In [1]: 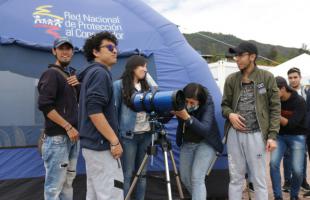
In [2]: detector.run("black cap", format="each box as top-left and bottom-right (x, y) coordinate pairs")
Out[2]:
(275, 76), (294, 92)
(53, 37), (73, 48)
(229, 41), (258, 55)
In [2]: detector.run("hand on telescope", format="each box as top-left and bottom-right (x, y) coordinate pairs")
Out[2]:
(174, 109), (191, 121)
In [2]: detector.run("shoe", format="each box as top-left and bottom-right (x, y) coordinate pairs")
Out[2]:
(282, 180), (290, 193)
(304, 191), (310, 198)
(248, 182), (254, 192)
(274, 197), (283, 200)
(301, 179), (310, 191)
(290, 197), (299, 200)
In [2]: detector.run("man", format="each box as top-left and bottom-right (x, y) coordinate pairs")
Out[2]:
(270, 76), (307, 200)
(78, 31), (123, 200)
(38, 37), (80, 200)
(221, 41), (280, 200)
(282, 67), (310, 194)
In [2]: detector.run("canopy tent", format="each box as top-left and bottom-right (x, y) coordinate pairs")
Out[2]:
(0, 0), (228, 199)
(268, 53), (310, 84)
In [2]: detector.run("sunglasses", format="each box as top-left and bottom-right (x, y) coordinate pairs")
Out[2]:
(100, 44), (118, 52)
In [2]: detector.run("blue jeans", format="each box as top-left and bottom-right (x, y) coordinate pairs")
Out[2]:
(179, 142), (216, 200)
(270, 135), (305, 198)
(42, 135), (80, 200)
(283, 143), (308, 181)
(122, 133), (152, 200)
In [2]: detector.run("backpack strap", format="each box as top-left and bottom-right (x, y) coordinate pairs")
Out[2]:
(50, 66), (69, 79)
(50, 66), (77, 99)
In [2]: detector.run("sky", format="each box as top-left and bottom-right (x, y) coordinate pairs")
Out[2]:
(143, 0), (309, 49)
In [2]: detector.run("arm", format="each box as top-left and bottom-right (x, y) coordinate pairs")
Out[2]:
(221, 76), (246, 130)
(38, 70), (78, 141)
(47, 110), (79, 142)
(89, 113), (120, 145)
(86, 69), (122, 158)
(267, 74), (281, 140)
(175, 94), (214, 138)
(186, 95), (215, 137)
(221, 75), (234, 118)
(285, 99), (306, 129)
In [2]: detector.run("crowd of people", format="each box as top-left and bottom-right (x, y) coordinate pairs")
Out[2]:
(37, 31), (310, 200)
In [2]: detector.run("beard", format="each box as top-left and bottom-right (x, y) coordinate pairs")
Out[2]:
(55, 54), (71, 68)
(240, 62), (252, 73)
(58, 60), (70, 67)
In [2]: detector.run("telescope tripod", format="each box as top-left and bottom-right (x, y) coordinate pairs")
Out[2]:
(125, 133), (184, 200)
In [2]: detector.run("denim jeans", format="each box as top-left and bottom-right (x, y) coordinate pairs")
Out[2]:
(283, 143), (308, 181)
(179, 141), (216, 200)
(122, 133), (152, 200)
(42, 135), (80, 200)
(270, 134), (305, 198)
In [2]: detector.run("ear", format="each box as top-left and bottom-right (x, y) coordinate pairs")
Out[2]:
(52, 48), (56, 56)
(92, 48), (99, 58)
(250, 54), (256, 62)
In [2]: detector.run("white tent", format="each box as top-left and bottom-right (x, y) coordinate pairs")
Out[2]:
(209, 59), (271, 93)
(268, 53), (310, 84)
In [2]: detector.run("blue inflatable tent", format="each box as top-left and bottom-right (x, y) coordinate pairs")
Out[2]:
(0, 0), (228, 199)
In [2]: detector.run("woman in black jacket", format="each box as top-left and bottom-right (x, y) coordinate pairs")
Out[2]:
(174, 83), (223, 200)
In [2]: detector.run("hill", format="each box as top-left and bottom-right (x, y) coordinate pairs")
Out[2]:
(184, 32), (308, 65)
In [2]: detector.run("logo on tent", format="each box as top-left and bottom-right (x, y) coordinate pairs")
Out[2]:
(32, 5), (63, 38)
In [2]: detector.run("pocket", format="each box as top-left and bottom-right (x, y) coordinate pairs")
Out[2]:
(52, 135), (66, 145)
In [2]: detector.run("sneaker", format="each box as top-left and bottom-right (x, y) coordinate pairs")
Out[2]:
(304, 191), (310, 198)
(282, 180), (290, 193)
(248, 182), (254, 192)
(290, 197), (299, 200)
(301, 179), (310, 191)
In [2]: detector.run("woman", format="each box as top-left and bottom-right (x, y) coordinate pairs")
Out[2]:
(113, 55), (152, 200)
(174, 82), (223, 200)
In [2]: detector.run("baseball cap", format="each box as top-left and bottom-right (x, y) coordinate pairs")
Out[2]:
(275, 76), (294, 92)
(53, 37), (73, 49)
(229, 41), (258, 55)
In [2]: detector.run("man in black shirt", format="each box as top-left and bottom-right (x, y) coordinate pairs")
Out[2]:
(270, 76), (307, 200)
(37, 37), (80, 200)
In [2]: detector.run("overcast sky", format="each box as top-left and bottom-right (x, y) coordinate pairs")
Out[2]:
(143, 0), (309, 49)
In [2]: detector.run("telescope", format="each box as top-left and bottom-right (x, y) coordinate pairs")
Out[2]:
(130, 90), (185, 113)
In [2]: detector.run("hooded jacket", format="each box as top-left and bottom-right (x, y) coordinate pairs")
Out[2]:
(78, 62), (119, 151)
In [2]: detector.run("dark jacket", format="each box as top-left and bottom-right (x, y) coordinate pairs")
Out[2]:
(176, 93), (223, 153)
(221, 67), (281, 142)
(78, 62), (119, 151)
(280, 91), (308, 135)
(37, 64), (78, 136)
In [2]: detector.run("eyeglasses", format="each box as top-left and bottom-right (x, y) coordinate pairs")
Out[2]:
(233, 52), (249, 60)
(99, 44), (117, 52)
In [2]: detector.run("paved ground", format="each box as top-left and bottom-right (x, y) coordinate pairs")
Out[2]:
(242, 153), (309, 200)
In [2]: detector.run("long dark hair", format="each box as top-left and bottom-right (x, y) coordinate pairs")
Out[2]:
(121, 55), (150, 107)
(183, 82), (208, 106)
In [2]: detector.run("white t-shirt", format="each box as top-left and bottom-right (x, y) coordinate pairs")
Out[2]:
(133, 82), (151, 133)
